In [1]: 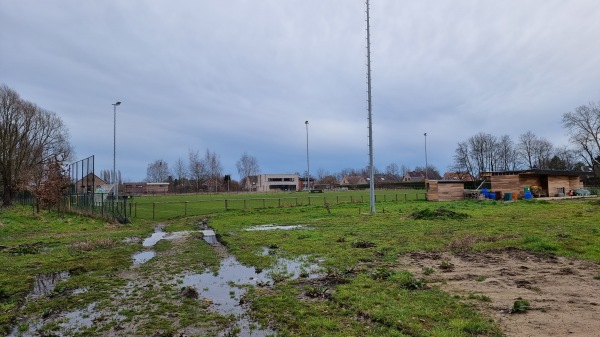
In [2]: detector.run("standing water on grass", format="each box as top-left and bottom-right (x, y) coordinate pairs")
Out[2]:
(180, 240), (321, 336)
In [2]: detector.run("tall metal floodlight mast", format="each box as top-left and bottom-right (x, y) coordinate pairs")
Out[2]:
(305, 120), (310, 191)
(366, 0), (375, 213)
(112, 101), (121, 200)
(424, 132), (428, 181)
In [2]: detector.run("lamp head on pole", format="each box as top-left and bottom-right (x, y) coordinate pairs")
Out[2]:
(113, 101), (121, 107)
(424, 132), (427, 137)
(305, 120), (308, 125)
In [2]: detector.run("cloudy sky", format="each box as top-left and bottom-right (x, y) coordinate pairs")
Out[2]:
(2, 1), (599, 182)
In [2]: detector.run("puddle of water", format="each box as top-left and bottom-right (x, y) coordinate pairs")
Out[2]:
(143, 227), (199, 247)
(29, 272), (70, 298)
(179, 237), (320, 336)
(58, 302), (99, 334)
(200, 229), (218, 244)
(142, 226), (167, 247)
(218, 317), (277, 337)
(132, 251), (156, 265)
(245, 224), (308, 231)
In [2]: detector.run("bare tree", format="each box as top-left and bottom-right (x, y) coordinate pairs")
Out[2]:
(188, 149), (206, 192)
(470, 133), (498, 173)
(452, 141), (475, 178)
(399, 164), (410, 177)
(204, 149), (222, 193)
(533, 138), (553, 169)
(496, 135), (518, 171)
(414, 165), (441, 180)
(0, 84), (73, 206)
(235, 152), (260, 189)
(315, 168), (330, 183)
(146, 159), (169, 182)
(562, 102), (600, 176)
(173, 157), (188, 193)
(518, 131), (538, 169)
(553, 146), (579, 170)
(385, 163), (401, 181)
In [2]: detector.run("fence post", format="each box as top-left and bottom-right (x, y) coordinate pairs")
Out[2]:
(224, 199), (228, 211)
(153, 202), (156, 220)
(185, 201), (188, 216)
(278, 198), (281, 207)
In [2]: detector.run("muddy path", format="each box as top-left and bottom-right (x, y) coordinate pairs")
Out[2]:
(398, 248), (600, 337)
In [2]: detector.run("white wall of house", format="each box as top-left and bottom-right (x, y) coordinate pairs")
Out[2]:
(247, 174), (299, 192)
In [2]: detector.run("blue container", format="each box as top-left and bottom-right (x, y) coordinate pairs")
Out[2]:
(488, 192), (496, 200)
(524, 191), (533, 200)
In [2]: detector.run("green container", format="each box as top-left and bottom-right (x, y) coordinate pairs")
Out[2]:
(504, 192), (512, 201)
(523, 186), (530, 193)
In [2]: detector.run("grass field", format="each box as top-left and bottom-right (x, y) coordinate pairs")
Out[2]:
(124, 189), (426, 221)
(1, 194), (599, 336)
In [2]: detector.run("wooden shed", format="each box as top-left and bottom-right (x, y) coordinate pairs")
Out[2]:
(480, 169), (584, 198)
(426, 180), (466, 201)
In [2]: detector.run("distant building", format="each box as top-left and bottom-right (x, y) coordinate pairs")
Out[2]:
(73, 173), (109, 194)
(245, 174), (299, 192)
(443, 172), (475, 181)
(340, 175), (368, 186)
(402, 171), (426, 182)
(123, 182), (169, 195)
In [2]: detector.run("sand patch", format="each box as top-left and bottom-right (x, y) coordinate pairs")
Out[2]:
(399, 249), (600, 337)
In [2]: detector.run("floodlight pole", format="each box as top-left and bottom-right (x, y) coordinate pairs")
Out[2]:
(366, 0), (375, 213)
(112, 101), (121, 200)
(305, 120), (310, 191)
(424, 132), (428, 181)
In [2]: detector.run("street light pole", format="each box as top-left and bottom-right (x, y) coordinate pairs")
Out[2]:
(424, 132), (428, 181)
(305, 120), (310, 191)
(113, 101), (121, 200)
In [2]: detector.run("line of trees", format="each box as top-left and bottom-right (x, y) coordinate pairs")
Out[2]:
(0, 84), (73, 206)
(145, 149), (226, 193)
(452, 101), (600, 180)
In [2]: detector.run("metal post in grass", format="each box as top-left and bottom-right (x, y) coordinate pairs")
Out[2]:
(185, 201), (188, 215)
(153, 202), (156, 220)
(224, 199), (228, 211)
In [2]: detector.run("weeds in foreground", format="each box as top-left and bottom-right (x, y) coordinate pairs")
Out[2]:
(510, 298), (530, 313)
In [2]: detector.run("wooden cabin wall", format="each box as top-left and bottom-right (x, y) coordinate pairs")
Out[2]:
(438, 183), (466, 201)
(548, 176), (570, 197)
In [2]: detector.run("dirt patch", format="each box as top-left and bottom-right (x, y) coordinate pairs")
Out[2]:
(398, 248), (600, 337)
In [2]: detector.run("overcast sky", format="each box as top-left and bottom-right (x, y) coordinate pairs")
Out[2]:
(2, 1), (599, 182)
